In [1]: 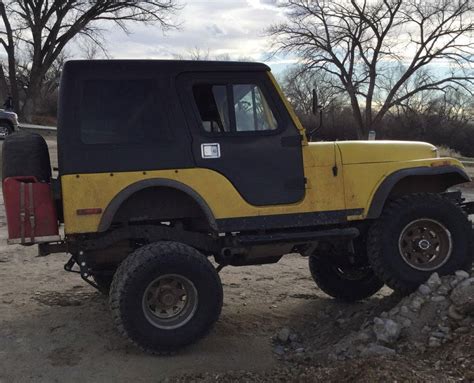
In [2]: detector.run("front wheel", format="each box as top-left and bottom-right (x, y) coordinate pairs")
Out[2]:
(368, 193), (473, 294)
(109, 241), (223, 354)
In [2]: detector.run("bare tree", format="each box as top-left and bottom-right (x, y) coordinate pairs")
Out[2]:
(0, 0), (179, 121)
(174, 47), (253, 62)
(269, 0), (474, 139)
(280, 65), (342, 115)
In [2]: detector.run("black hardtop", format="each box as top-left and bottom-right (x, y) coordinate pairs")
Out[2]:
(62, 59), (270, 76)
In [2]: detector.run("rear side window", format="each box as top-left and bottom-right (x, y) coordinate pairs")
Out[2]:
(80, 79), (156, 144)
(192, 83), (278, 134)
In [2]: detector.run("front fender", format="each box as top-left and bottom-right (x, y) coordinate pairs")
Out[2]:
(366, 165), (470, 219)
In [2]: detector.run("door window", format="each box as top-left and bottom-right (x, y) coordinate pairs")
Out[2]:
(192, 83), (278, 133)
(233, 84), (277, 131)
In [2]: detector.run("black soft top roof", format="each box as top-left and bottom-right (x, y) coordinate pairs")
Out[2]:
(62, 59), (271, 75)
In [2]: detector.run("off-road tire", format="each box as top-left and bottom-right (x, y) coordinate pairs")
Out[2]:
(109, 241), (223, 354)
(309, 255), (384, 302)
(368, 193), (473, 294)
(2, 131), (51, 182)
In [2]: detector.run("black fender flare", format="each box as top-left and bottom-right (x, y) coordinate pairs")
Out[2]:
(98, 178), (218, 232)
(366, 165), (470, 219)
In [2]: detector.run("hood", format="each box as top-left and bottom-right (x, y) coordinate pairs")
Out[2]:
(336, 140), (437, 165)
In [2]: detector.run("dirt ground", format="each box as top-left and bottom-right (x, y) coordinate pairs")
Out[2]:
(0, 134), (473, 382)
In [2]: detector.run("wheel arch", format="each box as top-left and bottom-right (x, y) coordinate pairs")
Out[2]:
(98, 178), (218, 232)
(367, 166), (470, 219)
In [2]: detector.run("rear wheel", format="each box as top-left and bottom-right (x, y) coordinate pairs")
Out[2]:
(309, 243), (384, 302)
(109, 241), (223, 354)
(368, 193), (473, 294)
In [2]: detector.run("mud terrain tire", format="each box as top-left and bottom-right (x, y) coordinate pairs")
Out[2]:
(368, 193), (473, 294)
(2, 132), (51, 182)
(309, 255), (384, 302)
(109, 241), (223, 354)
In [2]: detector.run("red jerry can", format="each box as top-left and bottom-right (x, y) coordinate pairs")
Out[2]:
(3, 176), (60, 244)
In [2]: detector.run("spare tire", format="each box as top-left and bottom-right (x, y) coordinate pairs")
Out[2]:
(2, 132), (51, 183)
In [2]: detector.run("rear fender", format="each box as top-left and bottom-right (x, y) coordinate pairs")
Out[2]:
(98, 178), (217, 232)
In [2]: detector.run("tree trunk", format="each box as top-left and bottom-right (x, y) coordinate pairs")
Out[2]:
(0, 64), (8, 102)
(21, 80), (42, 123)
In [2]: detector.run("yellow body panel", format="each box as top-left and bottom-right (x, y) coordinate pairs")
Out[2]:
(61, 142), (465, 235)
(61, 142), (345, 234)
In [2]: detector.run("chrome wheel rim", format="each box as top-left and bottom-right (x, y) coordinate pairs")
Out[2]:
(398, 218), (452, 271)
(142, 274), (198, 329)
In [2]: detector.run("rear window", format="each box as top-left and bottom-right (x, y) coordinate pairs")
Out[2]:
(80, 79), (157, 144)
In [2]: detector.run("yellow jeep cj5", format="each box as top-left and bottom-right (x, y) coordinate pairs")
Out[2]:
(3, 60), (473, 354)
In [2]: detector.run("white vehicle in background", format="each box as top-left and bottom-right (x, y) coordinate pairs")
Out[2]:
(0, 109), (19, 138)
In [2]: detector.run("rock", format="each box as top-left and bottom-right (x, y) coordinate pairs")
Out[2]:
(295, 348), (305, 353)
(411, 296), (424, 311)
(389, 307), (400, 316)
(399, 306), (411, 317)
(454, 327), (469, 334)
(437, 284), (450, 296)
(418, 284), (431, 295)
(273, 345), (285, 356)
(448, 305), (464, 321)
(289, 333), (299, 342)
(450, 279), (460, 288)
(431, 295), (446, 302)
(430, 331), (445, 339)
(373, 318), (401, 344)
(455, 270), (470, 281)
(450, 281), (474, 314)
(428, 337), (441, 348)
(400, 318), (412, 328)
(355, 331), (372, 343)
(360, 343), (396, 357)
(278, 328), (291, 343)
(291, 342), (303, 350)
(438, 325), (450, 333)
(426, 273), (442, 289)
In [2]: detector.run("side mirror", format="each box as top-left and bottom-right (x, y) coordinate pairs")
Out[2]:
(312, 89), (319, 116)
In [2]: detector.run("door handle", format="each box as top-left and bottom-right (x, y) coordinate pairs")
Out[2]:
(201, 143), (221, 159)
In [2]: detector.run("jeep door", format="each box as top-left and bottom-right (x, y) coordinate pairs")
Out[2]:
(178, 72), (305, 206)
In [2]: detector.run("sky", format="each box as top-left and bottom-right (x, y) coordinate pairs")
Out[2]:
(96, 0), (295, 74)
